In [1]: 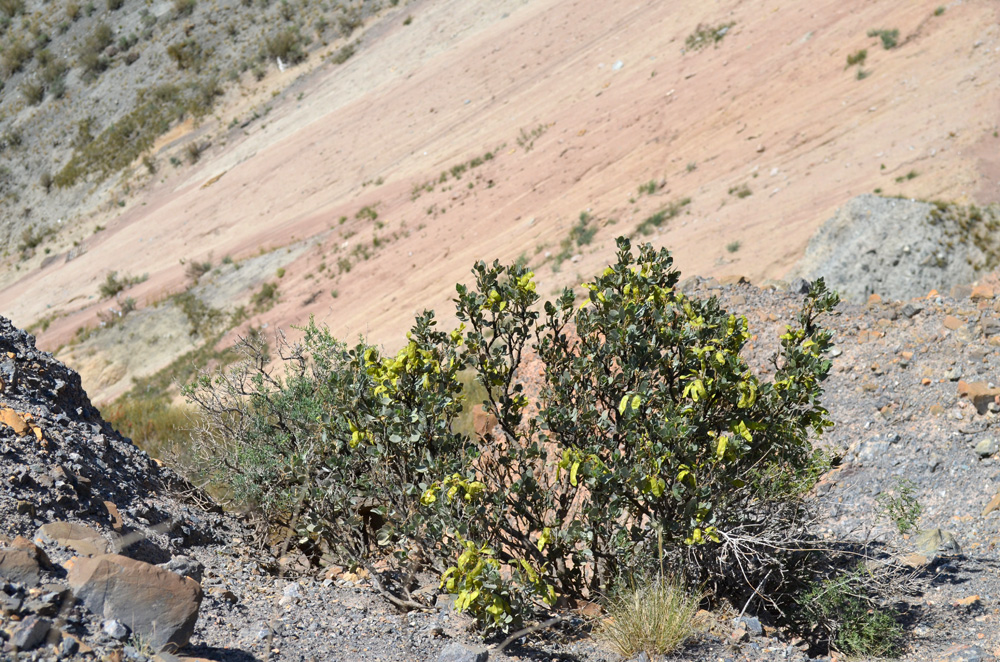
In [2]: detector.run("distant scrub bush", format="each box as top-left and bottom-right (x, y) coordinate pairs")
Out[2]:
(187, 238), (840, 634)
(265, 29), (306, 64)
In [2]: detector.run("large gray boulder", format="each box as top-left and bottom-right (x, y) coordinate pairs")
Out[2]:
(790, 195), (1000, 302)
(67, 554), (202, 653)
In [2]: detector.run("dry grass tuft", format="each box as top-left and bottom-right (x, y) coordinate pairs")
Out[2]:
(594, 575), (702, 658)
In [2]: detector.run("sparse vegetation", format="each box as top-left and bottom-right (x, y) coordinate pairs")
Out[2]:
(634, 197), (691, 236)
(726, 240), (741, 253)
(99, 271), (148, 298)
(845, 48), (867, 68)
(517, 124), (548, 151)
(251, 281), (279, 311)
(685, 22), (735, 51)
(895, 170), (918, 183)
(729, 183), (752, 199)
(595, 575), (702, 658)
(868, 28), (900, 50)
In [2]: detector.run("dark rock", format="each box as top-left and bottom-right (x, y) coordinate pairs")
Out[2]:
(10, 615), (51, 651)
(0, 548), (42, 587)
(901, 302), (922, 318)
(733, 615), (763, 636)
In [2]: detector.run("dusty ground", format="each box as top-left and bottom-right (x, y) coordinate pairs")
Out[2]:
(1, 0), (999, 403)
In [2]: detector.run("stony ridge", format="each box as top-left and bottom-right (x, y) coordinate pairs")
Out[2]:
(791, 195), (1000, 303)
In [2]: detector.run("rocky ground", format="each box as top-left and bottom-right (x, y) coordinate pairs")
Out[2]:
(5, 270), (1000, 662)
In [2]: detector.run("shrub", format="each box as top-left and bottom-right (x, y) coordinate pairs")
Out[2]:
(185, 257), (212, 281)
(265, 29), (305, 64)
(868, 28), (899, 50)
(21, 80), (45, 105)
(635, 197), (690, 236)
(187, 239), (839, 633)
(173, 0), (195, 17)
(99, 270), (148, 298)
(845, 48), (867, 68)
(595, 575), (702, 657)
(107, 0), (124, 10)
(685, 22), (735, 51)
(167, 39), (205, 71)
(250, 281), (279, 311)
(726, 240), (741, 253)
(797, 567), (904, 657)
(0, 0), (23, 18)
(1, 39), (33, 78)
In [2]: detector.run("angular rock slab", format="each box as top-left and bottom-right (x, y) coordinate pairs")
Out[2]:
(0, 548), (42, 586)
(36, 521), (110, 557)
(67, 554), (202, 653)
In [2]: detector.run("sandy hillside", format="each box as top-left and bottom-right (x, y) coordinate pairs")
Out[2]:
(2, 0), (998, 403)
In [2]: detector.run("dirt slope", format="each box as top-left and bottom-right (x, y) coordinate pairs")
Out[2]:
(1, 0), (998, 403)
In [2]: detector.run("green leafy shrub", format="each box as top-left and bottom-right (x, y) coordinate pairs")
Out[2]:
(797, 567), (904, 657)
(185, 314), (469, 582)
(868, 28), (899, 50)
(845, 49), (867, 68)
(188, 238), (839, 633)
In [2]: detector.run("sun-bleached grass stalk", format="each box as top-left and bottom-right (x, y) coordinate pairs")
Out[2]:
(595, 575), (702, 658)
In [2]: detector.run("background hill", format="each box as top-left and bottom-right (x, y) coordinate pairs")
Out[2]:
(1, 0), (999, 404)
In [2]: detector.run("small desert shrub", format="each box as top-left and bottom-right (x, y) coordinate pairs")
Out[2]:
(107, 0), (123, 11)
(634, 197), (691, 236)
(729, 183), (752, 198)
(185, 257), (212, 281)
(845, 48), (867, 68)
(99, 270), (148, 298)
(797, 567), (904, 657)
(330, 42), (355, 65)
(250, 281), (279, 311)
(637, 179), (659, 195)
(1, 39), (33, 78)
(868, 28), (899, 50)
(21, 80), (45, 105)
(685, 22), (735, 51)
(934, 5), (945, 16)
(173, 0), (195, 17)
(0, 0), (23, 18)
(39, 171), (52, 193)
(595, 576), (702, 658)
(65, 2), (80, 20)
(726, 240), (741, 253)
(265, 29), (305, 64)
(167, 39), (205, 71)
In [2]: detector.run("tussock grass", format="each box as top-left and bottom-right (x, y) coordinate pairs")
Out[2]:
(595, 575), (702, 658)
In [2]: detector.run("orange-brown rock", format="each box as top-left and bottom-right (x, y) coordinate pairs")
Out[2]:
(943, 315), (964, 330)
(0, 408), (30, 436)
(957, 380), (1000, 414)
(971, 284), (995, 300)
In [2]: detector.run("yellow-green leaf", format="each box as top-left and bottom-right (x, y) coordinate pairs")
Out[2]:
(570, 460), (580, 487)
(630, 394), (641, 411)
